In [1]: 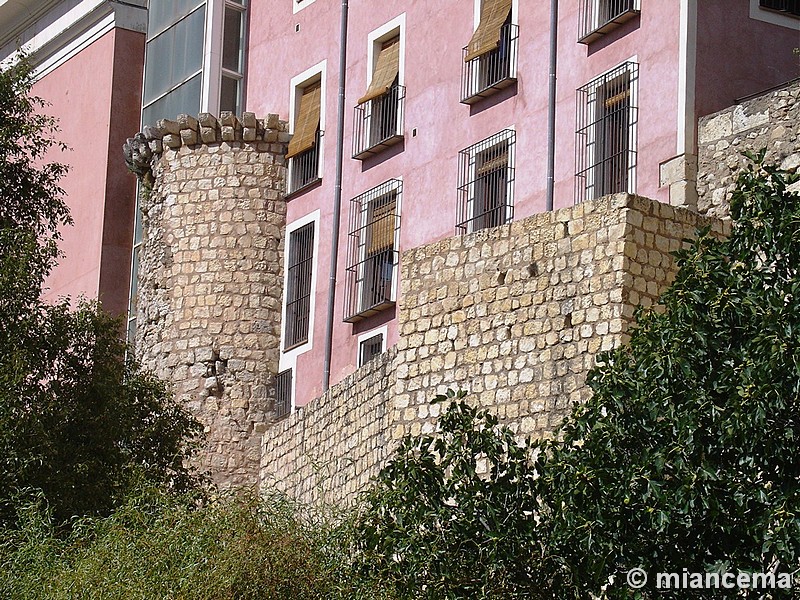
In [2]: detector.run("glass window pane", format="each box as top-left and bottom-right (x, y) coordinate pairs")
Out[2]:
(148, 0), (206, 39)
(220, 75), (240, 114)
(143, 6), (205, 105)
(222, 8), (243, 72)
(142, 73), (202, 126)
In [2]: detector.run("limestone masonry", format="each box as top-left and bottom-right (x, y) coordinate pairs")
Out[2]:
(697, 78), (800, 219)
(125, 79), (795, 502)
(263, 194), (727, 504)
(125, 112), (290, 488)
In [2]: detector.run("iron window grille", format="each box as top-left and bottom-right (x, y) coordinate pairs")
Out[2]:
(461, 22), (519, 104)
(575, 62), (639, 204)
(288, 130), (322, 195)
(344, 180), (401, 323)
(353, 84), (405, 159)
(358, 333), (385, 367)
(284, 222), (314, 348)
(759, 0), (800, 15)
(578, 0), (641, 44)
(274, 369), (292, 420)
(456, 130), (515, 234)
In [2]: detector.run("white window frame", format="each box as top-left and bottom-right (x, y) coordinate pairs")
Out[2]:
(141, 0), (247, 123)
(363, 15), (406, 144)
(288, 61), (326, 192)
(465, 128), (515, 234)
(355, 178), (402, 309)
(357, 325), (388, 368)
(279, 209), (320, 373)
(294, 0), (319, 15)
(205, 0), (248, 115)
(581, 58), (638, 201)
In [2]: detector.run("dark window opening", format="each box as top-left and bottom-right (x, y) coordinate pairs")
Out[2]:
(456, 130), (515, 234)
(284, 222), (314, 348)
(345, 181), (401, 322)
(274, 369), (292, 420)
(575, 62), (639, 204)
(359, 334), (384, 367)
(759, 0), (800, 16)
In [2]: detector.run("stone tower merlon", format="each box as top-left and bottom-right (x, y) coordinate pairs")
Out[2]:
(123, 111), (290, 488)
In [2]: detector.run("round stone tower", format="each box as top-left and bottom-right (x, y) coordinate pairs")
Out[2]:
(124, 112), (289, 487)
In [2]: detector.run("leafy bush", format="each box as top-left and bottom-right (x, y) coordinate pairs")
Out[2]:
(539, 153), (800, 598)
(352, 390), (544, 599)
(0, 486), (366, 600)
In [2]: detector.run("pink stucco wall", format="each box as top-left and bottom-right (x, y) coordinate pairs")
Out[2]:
(695, 0), (799, 120)
(246, 0), (793, 405)
(35, 28), (144, 317)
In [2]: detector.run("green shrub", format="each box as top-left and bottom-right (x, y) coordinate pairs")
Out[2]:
(0, 486), (369, 600)
(351, 390), (544, 599)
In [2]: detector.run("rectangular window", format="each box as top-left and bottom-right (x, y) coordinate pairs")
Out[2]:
(284, 222), (315, 348)
(359, 334), (385, 367)
(142, 4), (206, 123)
(456, 130), (515, 234)
(287, 82), (322, 194)
(353, 36), (405, 159)
(344, 180), (401, 322)
(461, 0), (518, 104)
(219, 0), (247, 114)
(274, 369), (292, 420)
(759, 0), (800, 15)
(575, 62), (639, 204)
(578, 0), (641, 44)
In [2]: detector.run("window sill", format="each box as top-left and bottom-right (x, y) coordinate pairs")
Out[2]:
(578, 8), (639, 44)
(461, 75), (517, 105)
(353, 133), (404, 160)
(286, 176), (322, 199)
(343, 299), (395, 323)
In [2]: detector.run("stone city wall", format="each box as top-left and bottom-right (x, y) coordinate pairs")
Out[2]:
(261, 194), (728, 505)
(261, 348), (396, 505)
(125, 112), (290, 488)
(697, 78), (800, 219)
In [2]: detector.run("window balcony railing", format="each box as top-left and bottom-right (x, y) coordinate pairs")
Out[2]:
(575, 62), (639, 204)
(456, 130), (515, 234)
(352, 85), (405, 160)
(461, 23), (518, 105)
(578, 0), (641, 44)
(344, 180), (401, 322)
(287, 130), (322, 195)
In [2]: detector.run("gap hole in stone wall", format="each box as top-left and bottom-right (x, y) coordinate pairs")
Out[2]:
(497, 271), (506, 285)
(565, 312), (573, 328)
(527, 262), (538, 277)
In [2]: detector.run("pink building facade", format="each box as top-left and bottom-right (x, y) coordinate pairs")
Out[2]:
(0, 0), (147, 317)
(4, 0), (798, 413)
(245, 0), (799, 408)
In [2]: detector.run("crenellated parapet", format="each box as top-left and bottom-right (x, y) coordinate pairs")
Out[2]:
(124, 111), (289, 186)
(123, 112), (290, 489)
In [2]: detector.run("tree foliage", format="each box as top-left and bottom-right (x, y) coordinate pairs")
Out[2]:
(0, 59), (201, 527)
(353, 390), (543, 599)
(539, 152), (800, 598)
